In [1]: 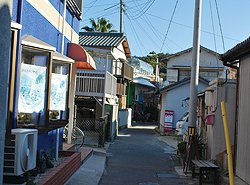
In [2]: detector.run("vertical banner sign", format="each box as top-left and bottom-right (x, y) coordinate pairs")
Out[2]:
(164, 110), (174, 131)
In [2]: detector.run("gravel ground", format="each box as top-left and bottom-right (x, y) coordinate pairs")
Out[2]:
(30, 156), (69, 184)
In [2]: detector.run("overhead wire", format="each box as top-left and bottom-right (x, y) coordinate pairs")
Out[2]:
(141, 15), (174, 53)
(146, 13), (240, 42)
(104, 3), (120, 11)
(127, 2), (181, 53)
(160, 0), (179, 53)
(214, 0), (226, 52)
(209, 0), (220, 78)
(83, 0), (98, 16)
(126, 15), (147, 56)
(129, 1), (168, 50)
(126, 0), (155, 20)
(125, 13), (147, 56)
(84, 3), (118, 8)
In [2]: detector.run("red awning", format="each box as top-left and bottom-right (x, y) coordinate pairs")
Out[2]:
(68, 43), (96, 70)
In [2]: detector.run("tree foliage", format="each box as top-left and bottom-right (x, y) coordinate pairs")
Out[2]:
(136, 51), (170, 74)
(81, 18), (118, 33)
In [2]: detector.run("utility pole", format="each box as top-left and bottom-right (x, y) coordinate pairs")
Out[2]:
(188, 0), (202, 170)
(155, 58), (159, 82)
(120, 0), (123, 33)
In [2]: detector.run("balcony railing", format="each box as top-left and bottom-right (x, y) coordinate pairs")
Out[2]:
(113, 60), (134, 80)
(116, 83), (125, 96)
(75, 70), (117, 98)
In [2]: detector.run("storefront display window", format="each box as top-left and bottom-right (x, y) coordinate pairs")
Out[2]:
(17, 47), (49, 126)
(49, 61), (70, 121)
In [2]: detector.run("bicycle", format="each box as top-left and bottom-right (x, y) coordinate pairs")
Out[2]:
(63, 124), (85, 147)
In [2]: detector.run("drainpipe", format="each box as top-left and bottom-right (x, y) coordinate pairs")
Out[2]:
(61, 0), (67, 54)
(55, 0), (67, 161)
(13, 0), (23, 129)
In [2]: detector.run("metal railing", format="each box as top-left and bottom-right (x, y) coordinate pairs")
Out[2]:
(76, 70), (116, 98)
(116, 83), (125, 95)
(113, 60), (134, 80)
(105, 71), (117, 97)
(74, 115), (109, 147)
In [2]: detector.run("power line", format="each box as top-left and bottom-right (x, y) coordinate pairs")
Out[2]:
(126, 11), (163, 52)
(104, 3), (120, 11)
(126, 2), (174, 53)
(141, 15), (174, 53)
(209, 0), (220, 78)
(160, 0), (179, 52)
(83, 0), (98, 16)
(80, 8), (120, 29)
(84, 3), (117, 8)
(214, 0), (226, 52)
(146, 13), (240, 42)
(125, 13), (147, 56)
(126, 0), (155, 20)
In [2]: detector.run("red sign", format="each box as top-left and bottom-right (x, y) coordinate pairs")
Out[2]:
(164, 110), (174, 131)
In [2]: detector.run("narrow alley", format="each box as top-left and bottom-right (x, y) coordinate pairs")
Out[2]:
(99, 122), (197, 185)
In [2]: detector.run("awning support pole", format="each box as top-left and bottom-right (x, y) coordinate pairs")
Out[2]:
(102, 53), (108, 116)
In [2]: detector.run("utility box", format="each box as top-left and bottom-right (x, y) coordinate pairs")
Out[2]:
(205, 91), (214, 107)
(118, 108), (132, 129)
(206, 114), (214, 125)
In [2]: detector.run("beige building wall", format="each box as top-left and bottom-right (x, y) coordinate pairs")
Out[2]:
(236, 54), (250, 184)
(204, 79), (236, 161)
(166, 48), (225, 83)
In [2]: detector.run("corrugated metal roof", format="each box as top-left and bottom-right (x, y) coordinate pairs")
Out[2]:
(79, 32), (131, 58)
(133, 77), (155, 88)
(159, 76), (209, 93)
(220, 36), (250, 63)
(79, 32), (126, 47)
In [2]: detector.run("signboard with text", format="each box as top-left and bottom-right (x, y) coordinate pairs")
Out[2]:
(164, 110), (174, 131)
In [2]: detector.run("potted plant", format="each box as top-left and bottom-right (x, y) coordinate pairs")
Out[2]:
(177, 141), (187, 159)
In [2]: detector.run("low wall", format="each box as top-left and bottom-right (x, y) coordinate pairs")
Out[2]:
(36, 151), (81, 185)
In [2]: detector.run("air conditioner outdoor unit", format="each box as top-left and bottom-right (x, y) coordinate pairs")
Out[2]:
(4, 129), (38, 176)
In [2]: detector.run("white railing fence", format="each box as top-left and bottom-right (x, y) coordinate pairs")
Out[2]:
(76, 70), (116, 97)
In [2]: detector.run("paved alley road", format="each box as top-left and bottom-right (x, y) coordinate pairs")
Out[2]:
(99, 123), (197, 185)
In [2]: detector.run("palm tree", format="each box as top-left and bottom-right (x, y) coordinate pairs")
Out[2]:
(81, 18), (117, 33)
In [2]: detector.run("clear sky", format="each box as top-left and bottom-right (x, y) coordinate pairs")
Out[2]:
(80, 0), (250, 57)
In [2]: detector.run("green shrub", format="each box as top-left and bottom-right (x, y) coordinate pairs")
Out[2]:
(177, 141), (187, 154)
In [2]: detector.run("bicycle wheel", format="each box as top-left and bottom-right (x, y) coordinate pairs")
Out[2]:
(71, 127), (84, 147)
(63, 125), (68, 142)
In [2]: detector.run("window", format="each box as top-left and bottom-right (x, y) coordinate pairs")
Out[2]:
(17, 47), (50, 126)
(49, 61), (70, 122)
(179, 70), (191, 81)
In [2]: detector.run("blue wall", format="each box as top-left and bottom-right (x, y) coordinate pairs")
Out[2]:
(37, 127), (64, 158)
(12, 0), (80, 54)
(166, 81), (208, 128)
(11, 0), (80, 153)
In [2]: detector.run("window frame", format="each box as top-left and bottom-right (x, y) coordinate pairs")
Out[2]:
(6, 28), (19, 141)
(48, 59), (72, 125)
(17, 45), (53, 129)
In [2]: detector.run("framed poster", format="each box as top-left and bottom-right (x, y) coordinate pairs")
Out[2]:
(50, 73), (68, 110)
(18, 63), (46, 113)
(164, 110), (174, 131)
